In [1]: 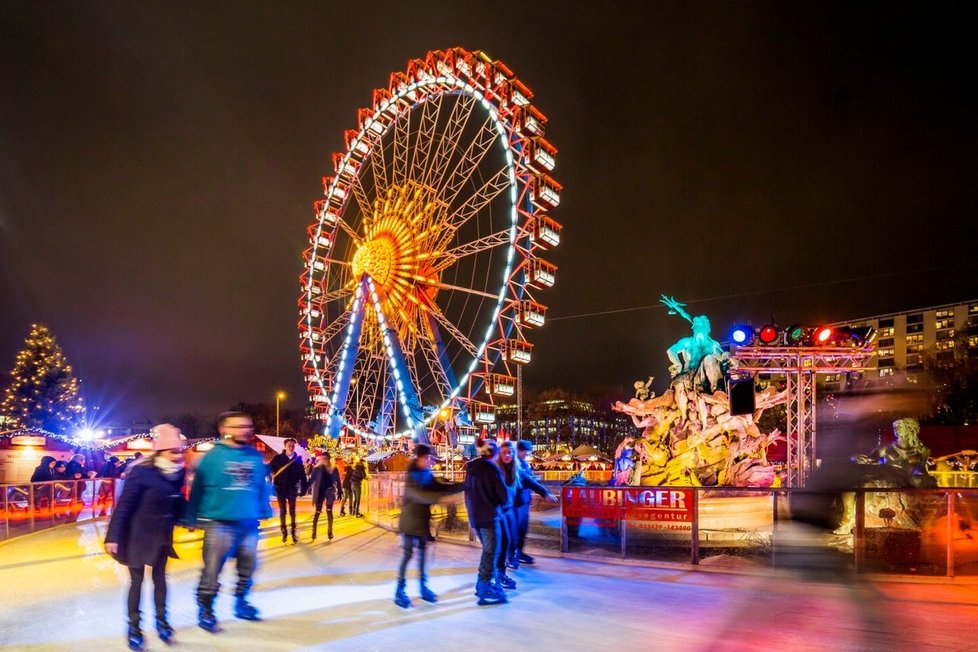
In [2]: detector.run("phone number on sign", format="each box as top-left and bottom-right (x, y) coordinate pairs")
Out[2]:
(627, 522), (692, 532)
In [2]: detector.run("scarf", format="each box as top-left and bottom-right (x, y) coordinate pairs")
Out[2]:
(154, 455), (184, 479)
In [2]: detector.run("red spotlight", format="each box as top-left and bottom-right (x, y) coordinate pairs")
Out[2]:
(758, 324), (779, 345)
(813, 325), (834, 345)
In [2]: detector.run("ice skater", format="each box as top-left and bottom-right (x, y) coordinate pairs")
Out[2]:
(393, 443), (464, 608)
(104, 424), (187, 650)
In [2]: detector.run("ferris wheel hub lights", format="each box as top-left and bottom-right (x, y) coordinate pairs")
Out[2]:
(352, 238), (396, 287)
(757, 324), (780, 345)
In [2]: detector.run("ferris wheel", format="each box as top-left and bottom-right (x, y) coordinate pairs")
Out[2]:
(298, 48), (562, 443)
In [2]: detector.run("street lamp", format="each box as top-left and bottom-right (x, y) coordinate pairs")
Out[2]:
(275, 391), (286, 437)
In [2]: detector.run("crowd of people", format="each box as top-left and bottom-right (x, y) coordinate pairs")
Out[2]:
(394, 437), (557, 608)
(100, 412), (376, 650)
(97, 411), (556, 650)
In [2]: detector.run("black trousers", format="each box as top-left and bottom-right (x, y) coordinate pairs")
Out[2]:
(278, 492), (297, 532)
(128, 550), (169, 628)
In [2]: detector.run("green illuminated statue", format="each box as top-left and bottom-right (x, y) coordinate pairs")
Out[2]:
(661, 295), (726, 393)
(611, 296), (787, 488)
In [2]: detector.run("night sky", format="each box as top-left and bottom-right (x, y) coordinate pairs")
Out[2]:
(2, 3), (975, 424)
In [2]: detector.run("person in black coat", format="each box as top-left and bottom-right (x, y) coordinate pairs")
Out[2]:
(30, 455), (57, 509)
(269, 438), (307, 544)
(340, 463), (354, 516)
(393, 444), (464, 608)
(104, 425), (187, 650)
(308, 452), (343, 541)
(463, 439), (509, 605)
(97, 456), (124, 517)
(350, 455), (368, 517)
(30, 455), (56, 482)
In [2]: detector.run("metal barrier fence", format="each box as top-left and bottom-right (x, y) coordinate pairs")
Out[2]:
(364, 474), (978, 577)
(1, 479), (119, 541)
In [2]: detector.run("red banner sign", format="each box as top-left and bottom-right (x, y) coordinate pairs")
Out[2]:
(562, 486), (694, 525)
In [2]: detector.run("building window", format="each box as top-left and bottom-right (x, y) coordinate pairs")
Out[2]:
(907, 313), (923, 324)
(879, 368), (895, 378)
(906, 334), (924, 344)
(907, 323), (924, 334)
(969, 335), (978, 348)
(936, 309), (954, 319)
(877, 347), (895, 357)
(937, 329), (955, 340)
(937, 318), (954, 330)
(878, 337), (894, 347)
(936, 340), (956, 351)
(880, 318), (895, 328)
(969, 304), (978, 316)
(878, 358), (895, 368)
(906, 354), (922, 368)
(907, 344), (924, 354)
(878, 327), (895, 337)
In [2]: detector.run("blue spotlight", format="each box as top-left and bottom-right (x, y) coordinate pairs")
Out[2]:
(729, 324), (755, 345)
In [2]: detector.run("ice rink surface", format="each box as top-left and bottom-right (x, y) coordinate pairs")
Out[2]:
(2, 509), (978, 652)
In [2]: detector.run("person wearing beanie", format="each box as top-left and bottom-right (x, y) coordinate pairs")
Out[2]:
(393, 443), (464, 608)
(184, 411), (272, 632)
(104, 424), (188, 650)
(511, 440), (558, 567)
(308, 452), (343, 541)
(463, 439), (509, 605)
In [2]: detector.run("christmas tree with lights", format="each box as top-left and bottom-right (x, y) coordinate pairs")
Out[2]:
(1, 323), (85, 433)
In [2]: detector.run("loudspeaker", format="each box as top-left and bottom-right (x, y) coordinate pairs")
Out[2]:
(728, 376), (756, 416)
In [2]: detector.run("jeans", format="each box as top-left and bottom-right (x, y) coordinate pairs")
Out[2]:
(497, 508), (516, 571)
(515, 502), (531, 554)
(475, 519), (500, 582)
(128, 549), (168, 628)
(350, 483), (362, 515)
(397, 534), (428, 583)
(342, 489), (354, 514)
(197, 519), (259, 602)
(277, 493), (297, 533)
(313, 498), (335, 536)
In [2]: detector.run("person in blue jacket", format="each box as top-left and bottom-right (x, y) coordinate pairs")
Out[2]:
(184, 411), (272, 632)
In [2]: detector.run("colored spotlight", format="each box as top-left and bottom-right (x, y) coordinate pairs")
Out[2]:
(814, 326), (834, 344)
(758, 324), (779, 345)
(786, 324), (807, 346)
(729, 325), (754, 345)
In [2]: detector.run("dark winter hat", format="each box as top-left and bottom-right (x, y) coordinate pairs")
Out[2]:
(415, 443), (432, 457)
(517, 440), (533, 452)
(476, 438), (498, 457)
(108, 456), (120, 464)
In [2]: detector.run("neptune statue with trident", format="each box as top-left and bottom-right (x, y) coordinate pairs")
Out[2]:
(660, 295), (727, 393)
